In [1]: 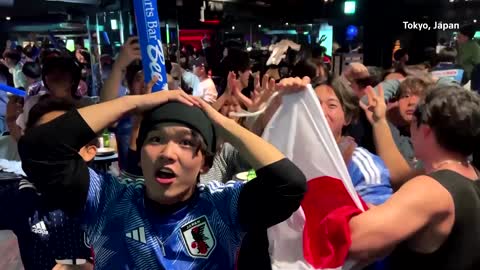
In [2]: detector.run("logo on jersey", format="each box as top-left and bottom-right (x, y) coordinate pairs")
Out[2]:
(180, 216), (216, 258)
(31, 221), (49, 235)
(126, 227), (147, 244)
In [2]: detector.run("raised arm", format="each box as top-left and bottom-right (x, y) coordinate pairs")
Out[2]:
(195, 97), (306, 230)
(349, 176), (452, 262)
(212, 71), (236, 111)
(360, 85), (421, 189)
(100, 37), (141, 102)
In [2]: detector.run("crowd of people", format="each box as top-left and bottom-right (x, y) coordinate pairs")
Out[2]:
(0, 22), (478, 270)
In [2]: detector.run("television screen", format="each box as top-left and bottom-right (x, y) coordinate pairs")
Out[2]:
(66, 40), (75, 52)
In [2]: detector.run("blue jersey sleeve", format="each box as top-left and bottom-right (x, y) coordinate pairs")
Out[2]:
(199, 181), (245, 243)
(349, 147), (393, 205)
(83, 169), (133, 240)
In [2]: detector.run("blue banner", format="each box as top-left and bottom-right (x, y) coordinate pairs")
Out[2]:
(0, 84), (26, 97)
(133, 0), (168, 92)
(431, 69), (464, 84)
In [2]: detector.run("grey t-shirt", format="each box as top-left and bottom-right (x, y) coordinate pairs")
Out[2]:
(200, 142), (251, 183)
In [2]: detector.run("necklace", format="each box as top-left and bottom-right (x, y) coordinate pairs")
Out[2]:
(434, 159), (469, 170)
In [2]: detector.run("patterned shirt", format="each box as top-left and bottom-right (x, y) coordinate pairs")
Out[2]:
(84, 169), (245, 270)
(0, 179), (91, 270)
(348, 147), (392, 205)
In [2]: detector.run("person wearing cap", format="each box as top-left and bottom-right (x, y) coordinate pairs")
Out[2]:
(192, 57), (218, 104)
(18, 81), (306, 269)
(457, 24), (480, 81)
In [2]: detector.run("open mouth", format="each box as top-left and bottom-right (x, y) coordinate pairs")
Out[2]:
(155, 167), (177, 184)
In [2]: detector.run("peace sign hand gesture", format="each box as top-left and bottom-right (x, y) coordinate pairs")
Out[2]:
(359, 84), (387, 125)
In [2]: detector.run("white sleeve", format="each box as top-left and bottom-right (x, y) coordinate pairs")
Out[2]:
(16, 95), (41, 131)
(202, 81), (218, 104)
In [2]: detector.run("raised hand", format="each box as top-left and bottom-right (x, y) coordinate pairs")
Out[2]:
(137, 90), (199, 112)
(194, 96), (230, 127)
(276, 76), (311, 94)
(229, 72), (254, 108)
(134, 77), (199, 112)
(141, 71), (154, 95)
(249, 73), (276, 111)
(359, 84), (387, 124)
(115, 37), (141, 70)
(225, 71), (239, 96)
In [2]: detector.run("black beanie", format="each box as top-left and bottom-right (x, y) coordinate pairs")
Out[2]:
(137, 102), (216, 153)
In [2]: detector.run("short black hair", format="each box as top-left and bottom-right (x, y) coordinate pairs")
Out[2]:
(312, 76), (360, 125)
(291, 59), (318, 79)
(238, 56), (252, 73)
(22, 62), (41, 79)
(3, 50), (21, 64)
(26, 96), (76, 130)
(78, 50), (91, 66)
(394, 49), (408, 61)
(414, 85), (480, 156)
(39, 49), (62, 65)
(459, 24), (476, 40)
(41, 56), (82, 99)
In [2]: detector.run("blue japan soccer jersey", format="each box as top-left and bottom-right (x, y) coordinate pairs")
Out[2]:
(84, 169), (245, 270)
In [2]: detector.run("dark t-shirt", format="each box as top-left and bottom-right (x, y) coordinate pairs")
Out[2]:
(388, 170), (480, 270)
(0, 179), (91, 270)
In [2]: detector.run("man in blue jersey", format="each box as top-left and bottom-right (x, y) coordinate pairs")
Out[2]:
(0, 97), (95, 270)
(17, 82), (306, 269)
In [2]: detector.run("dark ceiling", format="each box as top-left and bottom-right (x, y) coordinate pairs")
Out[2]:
(0, 0), (96, 18)
(0, 0), (478, 33)
(172, 0), (480, 28)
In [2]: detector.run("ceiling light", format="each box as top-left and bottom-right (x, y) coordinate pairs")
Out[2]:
(5, 17), (10, 21)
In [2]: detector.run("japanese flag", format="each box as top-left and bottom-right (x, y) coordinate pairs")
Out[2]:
(262, 85), (366, 270)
